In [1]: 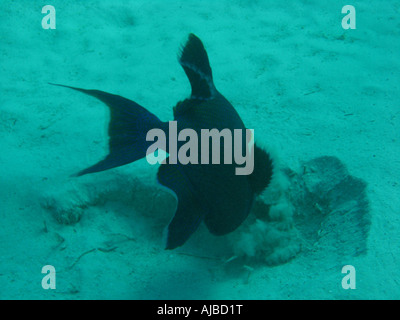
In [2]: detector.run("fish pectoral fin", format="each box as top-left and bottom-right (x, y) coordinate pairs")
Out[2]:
(157, 163), (206, 249)
(49, 83), (167, 176)
(179, 33), (216, 100)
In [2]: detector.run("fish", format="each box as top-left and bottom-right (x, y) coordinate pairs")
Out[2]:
(50, 33), (273, 249)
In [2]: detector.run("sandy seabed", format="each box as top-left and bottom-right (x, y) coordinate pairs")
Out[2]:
(0, 0), (399, 299)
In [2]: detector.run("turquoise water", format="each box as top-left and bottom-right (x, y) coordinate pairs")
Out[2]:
(0, 0), (399, 299)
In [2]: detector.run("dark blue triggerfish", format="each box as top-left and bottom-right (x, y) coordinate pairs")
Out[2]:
(51, 34), (273, 249)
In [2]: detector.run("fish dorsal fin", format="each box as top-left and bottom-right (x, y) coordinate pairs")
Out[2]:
(179, 33), (216, 100)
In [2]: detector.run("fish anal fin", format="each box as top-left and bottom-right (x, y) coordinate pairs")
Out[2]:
(157, 163), (206, 249)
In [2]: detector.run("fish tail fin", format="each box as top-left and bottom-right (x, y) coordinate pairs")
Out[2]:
(248, 145), (274, 195)
(178, 33), (216, 100)
(49, 83), (167, 176)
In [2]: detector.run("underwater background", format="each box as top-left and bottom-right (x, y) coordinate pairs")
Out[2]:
(0, 0), (399, 299)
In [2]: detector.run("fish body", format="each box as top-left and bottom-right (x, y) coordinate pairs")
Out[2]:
(51, 34), (273, 249)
